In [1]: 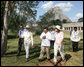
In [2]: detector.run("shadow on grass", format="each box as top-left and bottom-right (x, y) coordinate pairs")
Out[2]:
(50, 52), (72, 61)
(78, 48), (83, 51)
(8, 35), (17, 39)
(29, 43), (41, 60)
(4, 43), (41, 58)
(4, 51), (18, 57)
(3, 50), (25, 57)
(80, 39), (83, 41)
(65, 54), (72, 61)
(2, 40), (82, 62)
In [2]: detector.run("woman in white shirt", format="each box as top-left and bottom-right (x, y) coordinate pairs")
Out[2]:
(70, 27), (81, 52)
(21, 25), (33, 62)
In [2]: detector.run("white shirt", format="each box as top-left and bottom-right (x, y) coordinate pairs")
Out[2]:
(40, 32), (51, 47)
(54, 32), (64, 45)
(21, 31), (33, 45)
(70, 30), (81, 42)
(49, 31), (55, 40)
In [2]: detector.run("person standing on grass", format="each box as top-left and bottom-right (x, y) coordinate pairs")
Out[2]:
(20, 25), (34, 62)
(49, 27), (55, 46)
(53, 25), (66, 64)
(17, 24), (26, 56)
(70, 28), (73, 36)
(38, 27), (51, 61)
(70, 27), (81, 52)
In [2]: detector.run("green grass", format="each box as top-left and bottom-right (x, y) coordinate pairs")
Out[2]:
(1, 31), (83, 66)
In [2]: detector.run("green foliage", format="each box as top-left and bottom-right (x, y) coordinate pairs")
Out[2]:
(62, 19), (67, 23)
(35, 30), (43, 35)
(1, 1), (6, 30)
(38, 11), (70, 30)
(7, 1), (39, 31)
(8, 11), (27, 32)
(1, 1), (39, 31)
(77, 17), (83, 22)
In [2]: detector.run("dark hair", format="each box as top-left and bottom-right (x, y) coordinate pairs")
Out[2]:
(44, 27), (48, 30)
(74, 27), (77, 29)
(26, 28), (30, 31)
(20, 24), (23, 27)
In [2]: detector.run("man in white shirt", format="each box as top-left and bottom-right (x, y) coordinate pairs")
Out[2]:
(53, 25), (66, 64)
(20, 25), (33, 62)
(49, 27), (55, 47)
(38, 27), (51, 61)
(70, 27), (81, 52)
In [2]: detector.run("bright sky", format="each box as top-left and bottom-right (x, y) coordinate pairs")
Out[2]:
(36, 1), (83, 22)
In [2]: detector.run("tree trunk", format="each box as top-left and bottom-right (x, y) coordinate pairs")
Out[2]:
(1, 1), (16, 56)
(1, 1), (9, 56)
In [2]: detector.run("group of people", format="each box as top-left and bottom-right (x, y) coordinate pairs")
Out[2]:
(16, 24), (81, 64)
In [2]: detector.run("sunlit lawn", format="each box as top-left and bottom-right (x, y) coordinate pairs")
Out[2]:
(1, 31), (83, 66)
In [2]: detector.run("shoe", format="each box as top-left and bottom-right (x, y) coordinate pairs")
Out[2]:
(52, 59), (57, 65)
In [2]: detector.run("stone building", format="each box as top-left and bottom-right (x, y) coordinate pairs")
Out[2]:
(62, 22), (83, 32)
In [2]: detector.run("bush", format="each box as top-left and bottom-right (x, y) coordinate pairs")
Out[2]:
(35, 30), (43, 35)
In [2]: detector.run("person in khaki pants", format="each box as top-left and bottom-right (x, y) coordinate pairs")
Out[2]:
(38, 27), (51, 61)
(39, 46), (50, 60)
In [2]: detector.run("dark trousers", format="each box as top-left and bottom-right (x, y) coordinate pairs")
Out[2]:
(17, 38), (24, 55)
(72, 41), (78, 52)
(50, 40), (55, 48)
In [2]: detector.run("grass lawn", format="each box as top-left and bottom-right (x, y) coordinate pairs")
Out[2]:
(1, 31), (83, 66)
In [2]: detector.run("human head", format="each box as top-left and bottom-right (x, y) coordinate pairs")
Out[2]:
(74, 27), (77, 31)
(43, 27), (48, 33)
(26, 25), (30, 31)
(49, 27), (53, 31)
(19, 24), (24, 30)
(55, 25), (61, 32)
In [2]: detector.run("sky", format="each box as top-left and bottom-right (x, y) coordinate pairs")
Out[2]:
(36, 1), (83, 22)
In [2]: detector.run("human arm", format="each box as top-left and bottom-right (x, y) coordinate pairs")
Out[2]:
(31, 33), (34, 48)
(58, 32), (64, 48)
(40, 32), (46, 39)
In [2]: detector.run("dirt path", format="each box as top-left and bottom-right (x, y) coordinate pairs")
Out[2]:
(38, 56), (66, 66)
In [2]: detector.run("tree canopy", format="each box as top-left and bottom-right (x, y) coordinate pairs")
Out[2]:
(37, 12), (70, 30)
(1, 1), (40, 56)
(77, 17), (83, 22)
(1, 1), (39, 32)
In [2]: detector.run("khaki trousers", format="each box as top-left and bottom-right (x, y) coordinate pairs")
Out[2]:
(39, 46), (50, 59)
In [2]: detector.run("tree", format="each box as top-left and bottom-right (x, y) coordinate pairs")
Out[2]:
(38, 12), (54, 29)
(1, 1), (39, 56)
(1, 1), (16, 56)
(8, 1), (39, 32)
(77, 17), (83, 22)
(1, 1), (6, 30)
(1, 1), (10, 56)
(62, 19), (67, 23)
